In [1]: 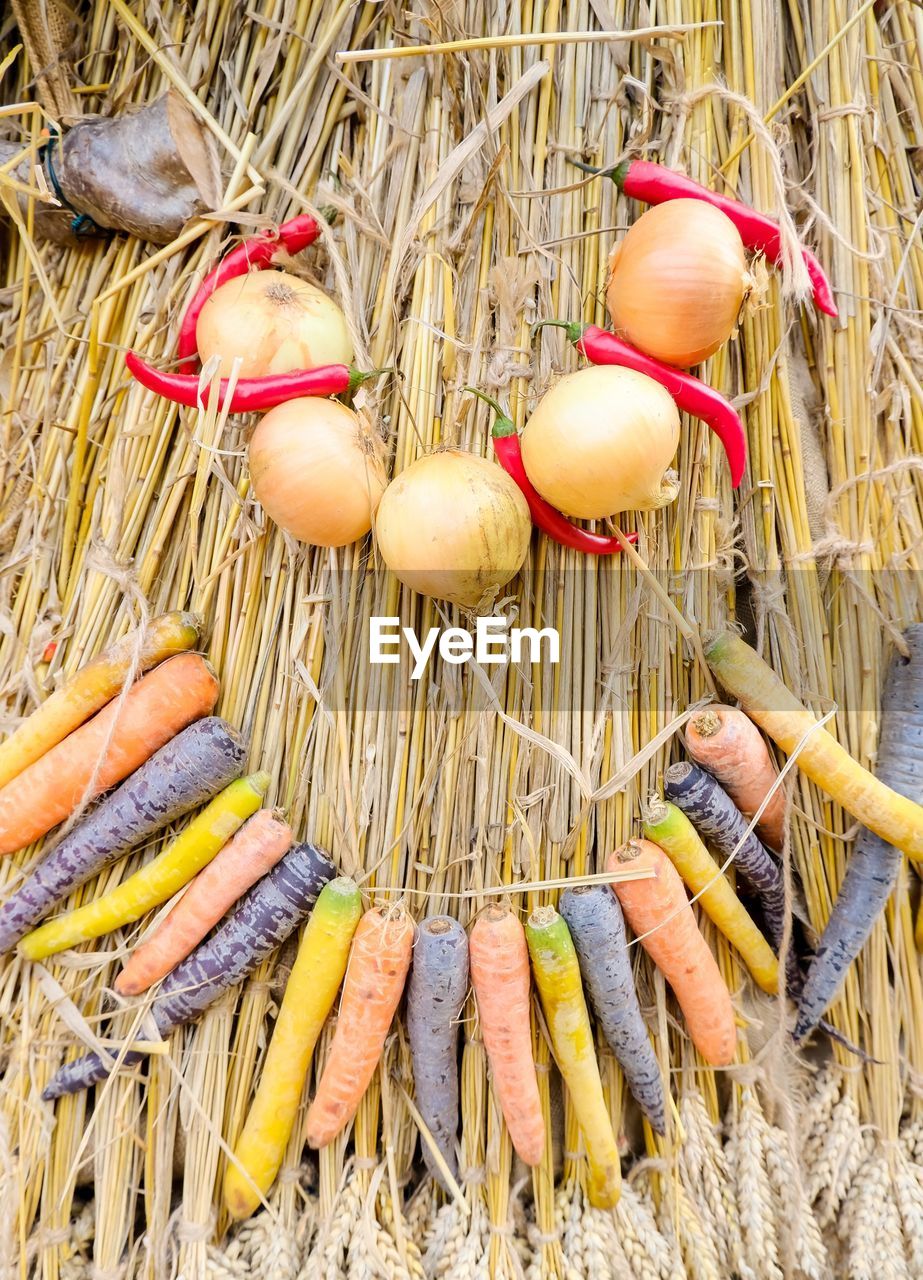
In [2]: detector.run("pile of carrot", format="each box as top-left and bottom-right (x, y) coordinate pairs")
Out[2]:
(13, 616), (923, 1223)
(1, 614), (347, 1117)
(642, 632), (923, 1048)
(0, 612), (752, 1216)
(0, 615), (294, 982)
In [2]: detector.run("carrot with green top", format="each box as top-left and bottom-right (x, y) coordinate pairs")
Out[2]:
(705, 631), (923, 860)
(642, 796), (780, 994)
(0, 611), (201, 791)
(305, 905), (413, 1149)
(525, 906), (621, 1207)
(608, 840), (736, 1067)
(468, 906), (545, 1167)
(0, 652), (219, 857)
(226, 876), (362, 1218)
(19, 772), (270, 960)
(115, 807), (292, 995)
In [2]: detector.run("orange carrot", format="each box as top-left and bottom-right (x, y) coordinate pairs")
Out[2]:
(305, 905), (413, 1149)
(114, 808), (292, 995)
(0, 611), (200, 790)
(607, 839), (736, 1067)
(685, 704), (786, 849)
(468, 906), (545, 1167)
(0, 653), (218, 858)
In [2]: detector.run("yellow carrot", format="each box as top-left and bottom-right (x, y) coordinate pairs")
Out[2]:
(19, 772), (270, 961)
(706, 630), (923, 860)
(0, 612), (200, 790)
(225, 876), (362, 1219)
(524, 906), (621, 1208)
(642, 796), (780, 994)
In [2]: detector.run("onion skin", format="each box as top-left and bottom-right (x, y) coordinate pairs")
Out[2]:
(521, 366), (681, 519)
(374, 451), (532, 610)
(196, 269), (353, 378)
(249, 398), (387, 547)
(606, 199), (748, 367)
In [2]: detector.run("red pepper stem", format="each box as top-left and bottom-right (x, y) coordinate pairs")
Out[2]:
(347, 366), (399, 393)
(570, 158), (631, 189)
(531, 318), (589, 345)
(463, 385), (517, 437)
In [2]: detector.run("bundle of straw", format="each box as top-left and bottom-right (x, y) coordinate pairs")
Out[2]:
(1, 0), (921, 1275)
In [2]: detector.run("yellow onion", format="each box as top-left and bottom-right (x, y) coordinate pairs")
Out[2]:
(249, 397), (386, 547)
(197, 269), (353, 378)
(606, 199), (749, 367)
(521, 365), (680, 519)
(375, 450), (531, 610)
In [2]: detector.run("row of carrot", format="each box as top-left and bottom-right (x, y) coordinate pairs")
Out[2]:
(3, 613), (923, 1222)
(224, 637), (923, 1216)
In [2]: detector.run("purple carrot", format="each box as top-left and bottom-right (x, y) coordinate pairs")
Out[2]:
(795, 628), (923, 1040)
(663, 761), (788, 951)
(0, 718), (246, 953)
(406, 915), (469, 1186)
(559, 885), (665, 1135)
(41, 841), (335, 1100)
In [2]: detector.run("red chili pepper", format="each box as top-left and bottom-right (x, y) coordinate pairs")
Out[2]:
(125, 350), (391, 413)
(575, 158), (837, 319)
(176, 214), (324, 368)
(465, 389), (638, 557)
(534, 320), (747, 489)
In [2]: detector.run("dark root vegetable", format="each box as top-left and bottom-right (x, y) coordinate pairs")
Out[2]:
(559, 885), (665, 1134)
(406, 915), (469, 1186)
(0, 717), (246, 953)
(795, 628), (923, 1039)
(19, 773), (271, 961)
(663, 761), (789, 952)
(41, 841), (336, 1101)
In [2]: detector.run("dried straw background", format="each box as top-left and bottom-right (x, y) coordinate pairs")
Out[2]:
(2, 0), (923, 1276)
